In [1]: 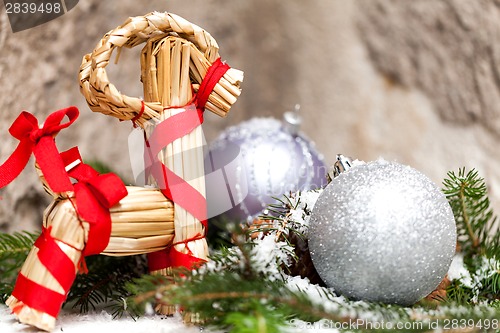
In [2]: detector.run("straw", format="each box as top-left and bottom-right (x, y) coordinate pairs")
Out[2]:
(79, 11), (243, 128)
(6, 198), (85, 332)
(6, 186), (176, 330)
(11, 11), (244, 330)
(139, 36), (209, 315)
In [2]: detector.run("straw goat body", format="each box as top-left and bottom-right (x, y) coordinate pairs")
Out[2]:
(7, 11), (243, 331)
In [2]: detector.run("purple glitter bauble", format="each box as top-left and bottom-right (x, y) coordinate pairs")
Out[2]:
(204, 117), (327, 222)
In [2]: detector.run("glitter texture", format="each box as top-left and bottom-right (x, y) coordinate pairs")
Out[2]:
(308, 159), (457, 306)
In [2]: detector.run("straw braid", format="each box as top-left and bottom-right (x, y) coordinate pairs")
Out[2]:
(79, 12), (243, 128)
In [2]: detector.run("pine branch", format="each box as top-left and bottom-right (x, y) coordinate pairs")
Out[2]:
(65, 254), (148, 317)
(127, 268), (500, 333)
(0, 231), (39, 302)
(443, 168), (500, 304)
(443, 168), (499, 259)
(0, 231), (39, 257)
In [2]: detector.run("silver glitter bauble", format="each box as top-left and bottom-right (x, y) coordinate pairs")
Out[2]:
(308, 159), (457, 306)
(205, 116), (326, 222)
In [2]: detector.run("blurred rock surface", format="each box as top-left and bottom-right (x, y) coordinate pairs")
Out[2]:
(1, 0), (499, 232)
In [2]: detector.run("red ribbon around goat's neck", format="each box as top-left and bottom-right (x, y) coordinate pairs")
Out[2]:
(146, 58), (230, 271)
(61, 147), (127, 256)
(0, 107), (78, 192)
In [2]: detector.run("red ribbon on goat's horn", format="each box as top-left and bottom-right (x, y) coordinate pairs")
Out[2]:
(61, 147), (128, 256)
(0, 107), (79, 192)
(195, 58), (230, 113)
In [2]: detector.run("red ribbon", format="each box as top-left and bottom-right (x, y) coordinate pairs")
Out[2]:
(146, 58), (230, 271)
(11, 227), (77, 318)
(34, 227), (77, 292)
(196, 58), (230, 112)
(148, 246), (206, 272)
(130, 100), (145, 127)
(0, 107), (78, 192)
(11, 274), (67, 318)
(144, 105), (207, 224)
(60, 147), (127, 256)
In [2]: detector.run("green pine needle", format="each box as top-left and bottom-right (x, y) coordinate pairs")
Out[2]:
(443, 168), (499, 259)
(0, 231), (38, 256)
(0, 231), (39, 302)
(443, 168), (500, 304)
(65, 254), (147, 317)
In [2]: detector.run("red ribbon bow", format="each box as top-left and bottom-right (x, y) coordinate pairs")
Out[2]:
(0, 107), (79, 192)
(61, 147), (127, 256)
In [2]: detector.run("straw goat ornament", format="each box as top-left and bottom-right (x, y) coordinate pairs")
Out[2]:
(0, 12), (243, 331)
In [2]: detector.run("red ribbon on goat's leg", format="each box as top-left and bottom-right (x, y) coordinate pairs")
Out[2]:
(11, 227), (79, 318)
(11, 274), (67, 318)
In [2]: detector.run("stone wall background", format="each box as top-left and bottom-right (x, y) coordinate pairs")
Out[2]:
(1, 0), (500, 232)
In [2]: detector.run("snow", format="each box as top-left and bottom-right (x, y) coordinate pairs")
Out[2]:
(447, 253), (500, 303)
(286, 189), (322, 235)
(0, 305), (212, 333)
(447, 254), (473, 287)
(251, 234), (293, 281)
(284, 275), (397, 324)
